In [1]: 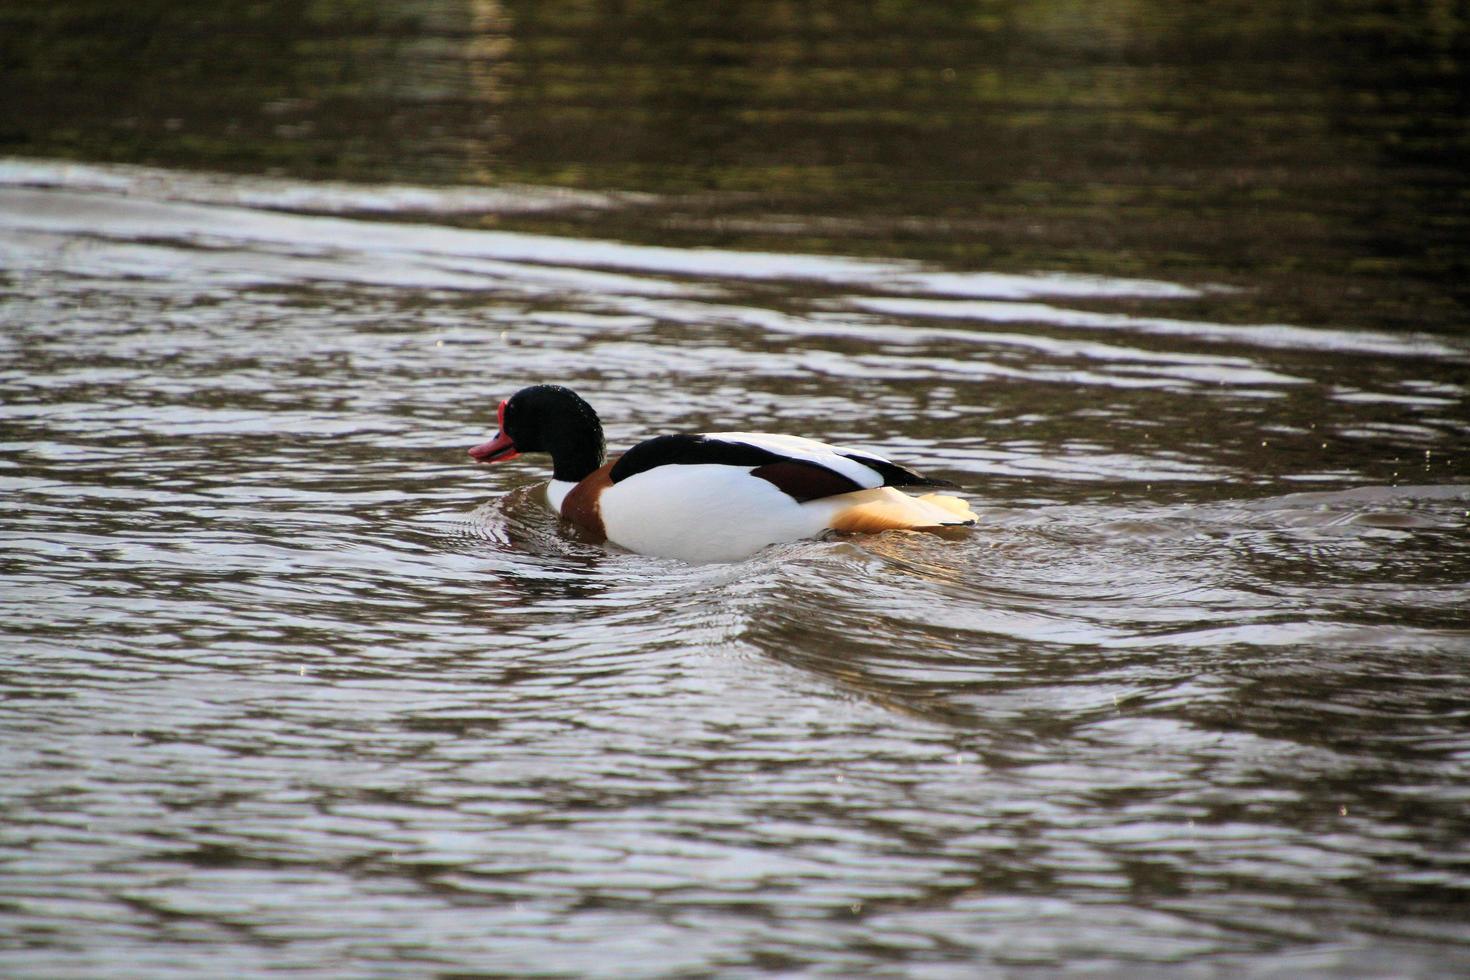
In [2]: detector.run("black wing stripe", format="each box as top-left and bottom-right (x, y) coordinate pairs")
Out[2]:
(841, 452), (958, 489)
(751, 461), (865, 502)
(609, 435), (785, 483)
(607, 434), (959, 494)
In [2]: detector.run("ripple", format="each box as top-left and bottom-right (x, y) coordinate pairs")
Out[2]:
(2, 168), (1469, 977)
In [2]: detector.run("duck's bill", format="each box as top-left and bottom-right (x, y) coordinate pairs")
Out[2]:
(468, 432), (519, 463)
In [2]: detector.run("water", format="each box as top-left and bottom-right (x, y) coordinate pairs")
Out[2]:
(4, 0), (1470, 972)
(4, 1), (1467, 332)
(2, 162), (1468, 975)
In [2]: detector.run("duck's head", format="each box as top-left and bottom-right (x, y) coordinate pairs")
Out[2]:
(469, 384), (606, 481)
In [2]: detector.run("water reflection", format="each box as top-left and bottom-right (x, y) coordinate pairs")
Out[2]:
(2, 1), (1465, 332)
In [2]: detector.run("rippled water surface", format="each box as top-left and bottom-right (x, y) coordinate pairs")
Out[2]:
(3, 162), (1469, 976)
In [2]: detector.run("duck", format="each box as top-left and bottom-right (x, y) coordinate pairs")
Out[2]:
(469, 384), (975, 563)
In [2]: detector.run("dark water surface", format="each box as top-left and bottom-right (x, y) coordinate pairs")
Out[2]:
(3, 1), (1470, 975)
(3, 0), (1467, 330)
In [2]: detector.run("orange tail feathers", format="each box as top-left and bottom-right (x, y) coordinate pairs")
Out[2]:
(827, 488), (976, 534)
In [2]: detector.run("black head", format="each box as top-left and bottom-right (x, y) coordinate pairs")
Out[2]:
(468, 384), (606, 482)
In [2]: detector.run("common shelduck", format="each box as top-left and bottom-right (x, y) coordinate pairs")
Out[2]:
(469, 384), (976, 562)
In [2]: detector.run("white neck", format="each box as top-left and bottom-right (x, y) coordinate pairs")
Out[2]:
(546, 479), (576, 514)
